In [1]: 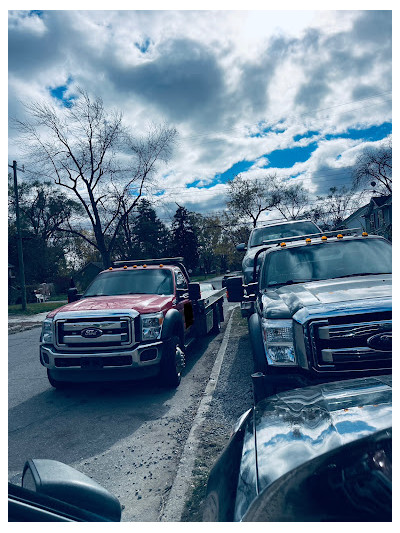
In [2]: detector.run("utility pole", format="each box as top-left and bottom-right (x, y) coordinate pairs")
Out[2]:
(8, 160), (27, 310)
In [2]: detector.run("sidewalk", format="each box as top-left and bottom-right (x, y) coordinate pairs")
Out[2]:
(8, 311), (49, 335)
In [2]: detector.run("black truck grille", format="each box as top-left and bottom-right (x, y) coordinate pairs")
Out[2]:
(308, 312), (392, 372)
(55, 316), (134, 352)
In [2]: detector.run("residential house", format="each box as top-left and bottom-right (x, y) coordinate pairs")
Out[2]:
(364, 195), (392, 241)
(340, 195), (392, 241)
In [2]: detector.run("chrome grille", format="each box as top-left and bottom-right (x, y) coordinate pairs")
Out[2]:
(308, 315), (392, 372)
(55, 316), (134, 352)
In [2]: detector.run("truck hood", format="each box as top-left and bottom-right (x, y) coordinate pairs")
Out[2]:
(47, 294), (174, 318)
(261, 274), (392, 320)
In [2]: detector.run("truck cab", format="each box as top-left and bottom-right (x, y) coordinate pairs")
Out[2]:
(236, 219), (321, 284)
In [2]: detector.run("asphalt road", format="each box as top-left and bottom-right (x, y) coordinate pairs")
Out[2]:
(8, 293), (255, 522)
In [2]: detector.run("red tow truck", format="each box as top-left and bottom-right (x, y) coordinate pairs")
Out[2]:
(40, 258), (225, 389)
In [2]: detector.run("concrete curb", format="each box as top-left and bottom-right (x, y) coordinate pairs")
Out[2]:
(160, 305), (238, 522)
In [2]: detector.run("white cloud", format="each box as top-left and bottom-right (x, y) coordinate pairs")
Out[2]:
(8, 9), (392, 219)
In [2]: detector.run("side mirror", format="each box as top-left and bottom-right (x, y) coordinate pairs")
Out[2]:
(226, 276), (244, 302)
(245, 282), (258, 299)
(188, 282), (201, 301)
(22, 459), (121, 521)
(67, 288), (82, 303)
(236, 243), (247, 252)
(176, 287), (188, 301)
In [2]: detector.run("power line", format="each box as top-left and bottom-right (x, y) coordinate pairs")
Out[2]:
(178, 92), (392, 142)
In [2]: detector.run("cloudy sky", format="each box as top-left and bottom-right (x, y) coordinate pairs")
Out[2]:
(8, 7), (392, 223)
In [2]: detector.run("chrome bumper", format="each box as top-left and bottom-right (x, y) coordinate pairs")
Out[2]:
(40, 341), (163, 381)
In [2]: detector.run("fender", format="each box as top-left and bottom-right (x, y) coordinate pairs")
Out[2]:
(161, 308), (184, 344)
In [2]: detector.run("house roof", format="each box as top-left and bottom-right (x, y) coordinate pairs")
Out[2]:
(371, 195), (391, 208)
(341, 204), (369, 224)
(75, 261), (104, 275)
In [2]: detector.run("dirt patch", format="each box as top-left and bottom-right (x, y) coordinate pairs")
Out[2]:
(180, 426), (230, 521)
(8, 322), (42, 335)
(180, 308), (252, 522)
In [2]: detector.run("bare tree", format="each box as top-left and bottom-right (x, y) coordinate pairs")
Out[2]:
(273, 181), (310, 220)
(309, 186), (361, 230)
(12, 89), (177, 267)
(352, 139), (392, 195)
(226, 174), (280, 227)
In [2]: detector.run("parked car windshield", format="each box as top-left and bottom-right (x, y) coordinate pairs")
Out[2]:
(261, 239), (392, 288)
(249, 221), (320, 247)
(84, 269), (174, 296)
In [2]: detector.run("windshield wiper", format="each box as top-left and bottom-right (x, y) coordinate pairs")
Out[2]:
(266, 279), (320, 288)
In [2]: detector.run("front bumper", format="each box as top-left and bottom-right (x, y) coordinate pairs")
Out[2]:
(40, 341), (163, 382)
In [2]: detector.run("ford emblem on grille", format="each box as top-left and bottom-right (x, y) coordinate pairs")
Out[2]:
(367, 332), (392, 351)
(81, 327), (103, 338)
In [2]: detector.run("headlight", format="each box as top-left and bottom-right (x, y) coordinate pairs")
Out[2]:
(41, 318), (53, 344)
(261, 318), (297, 366)
(141, 312), (164, 341)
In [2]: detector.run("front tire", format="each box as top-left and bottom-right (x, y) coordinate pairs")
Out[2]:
(47, 369), (67, 389)
(248, 313), (267, 374)
(159, 335), (185, 388)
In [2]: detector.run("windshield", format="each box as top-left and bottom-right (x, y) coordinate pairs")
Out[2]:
(261, 239), (392, 288)
(249, 221), (320, 247)
(84, 269), (174, 296)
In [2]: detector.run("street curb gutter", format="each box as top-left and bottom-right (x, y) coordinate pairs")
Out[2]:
(160, 305), (239, 522)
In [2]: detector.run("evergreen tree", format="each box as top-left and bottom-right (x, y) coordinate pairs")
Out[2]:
(132, 199), (170, 259)
(170, 205), (199, 272)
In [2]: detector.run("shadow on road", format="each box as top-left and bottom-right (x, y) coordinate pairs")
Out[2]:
(8, 325), (226, 476)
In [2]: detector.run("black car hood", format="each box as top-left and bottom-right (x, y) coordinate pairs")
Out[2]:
(255, 375), (392, 493)
(261, 274), (392, 320)
(234, 375), (392, 521)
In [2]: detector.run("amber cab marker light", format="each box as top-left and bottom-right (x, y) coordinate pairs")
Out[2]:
(280, 242), (286, 247)
(108, 267), (113, 270)
(306, 238), (311, 243)
(362, 232), (369, 237)
(337, 234), (343, 239)
(123, 265), (127, 269)
(321, 236), (327, 241)
(159, 264), (164, 267)
(133, 265), (137, 268)
(143, 264), (147, 268)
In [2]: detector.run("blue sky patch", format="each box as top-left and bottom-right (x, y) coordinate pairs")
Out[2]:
(187, 179), (207, 189)
(135, 38), (152, 53)
(187, 160), (254, 189)
(49, 78), (75, 107)
(29, 10), (43, 17)
(325, 122), (392, 142)
(293, 130), (319, 142)
(215, 160), (253, 183)
(263, 142), (318, 169)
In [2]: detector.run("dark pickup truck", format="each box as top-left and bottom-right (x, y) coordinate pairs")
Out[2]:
(236, 219), (321, 284)
(226, 231), (392, 394)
